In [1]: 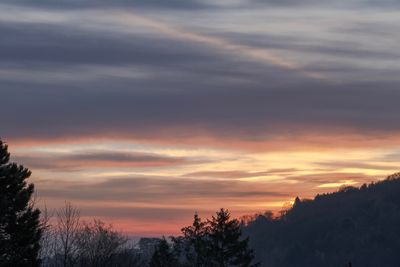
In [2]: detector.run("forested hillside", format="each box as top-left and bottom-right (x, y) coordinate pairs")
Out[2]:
(245, 173), (400, 267)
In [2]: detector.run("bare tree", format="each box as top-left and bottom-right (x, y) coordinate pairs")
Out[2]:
(38, 202), (145, 266)
(39, 205), (55, 266)
(56, 202), (81, 267)
(76, 220), (127, 267)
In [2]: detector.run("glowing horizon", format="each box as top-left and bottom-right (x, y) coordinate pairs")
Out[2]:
(8, 137), (397, 235)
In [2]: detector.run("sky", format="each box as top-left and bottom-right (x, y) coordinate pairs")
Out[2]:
(1, 0), (400, 236)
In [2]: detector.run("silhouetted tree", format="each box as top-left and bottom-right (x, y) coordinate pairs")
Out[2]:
(39, 202), (143, 267)
(56, 202), (81, 267)
(76, 220), (127, 267)
(208, 208), (258, 267)
(176, 212), (210, 266)
(138, 237), (162, 262)
(0, 140), (42, 266)
(150, 237), (178, 267)
(39, 205), (55, 266)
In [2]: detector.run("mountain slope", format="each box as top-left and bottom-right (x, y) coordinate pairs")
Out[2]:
(245, 173), (400, 267)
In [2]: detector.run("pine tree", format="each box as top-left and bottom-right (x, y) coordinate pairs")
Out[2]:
(149, 237), (178, 267)
(208, 208), (258, 267)
(179, 212), (210, 267)
(0, 140), (42, 266)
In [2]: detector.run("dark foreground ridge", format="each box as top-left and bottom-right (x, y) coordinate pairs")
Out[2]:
(245, 173), (400, 267)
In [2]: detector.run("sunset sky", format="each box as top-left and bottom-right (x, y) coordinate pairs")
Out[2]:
(1, 0), (400, 236)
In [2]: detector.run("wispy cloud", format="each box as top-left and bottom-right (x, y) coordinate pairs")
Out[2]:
(14, 150), (197, 171)
(37, 176), (289, 202)
(316, 161), (399, 171)
(0, 4), (324, 79)
(183, 168), (299, 179)
(112, 11), (325, 79)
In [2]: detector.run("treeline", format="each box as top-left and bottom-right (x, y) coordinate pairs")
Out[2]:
(39, 203), (142, 266)
(150, 209), (258, 267)
(245, 173), (400, 267)
(39, 203), (258, 267)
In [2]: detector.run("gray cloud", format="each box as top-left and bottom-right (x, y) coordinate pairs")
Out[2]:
(183, 168), (299, 179)
(316, 161), (399, 171)
(0, 0), (211, 10)
(377, 152), (400, 162)
(248, 0), (400, 8)
(2, 0), (399, 10)
(13, 150), (192, 171)
(0, 2), (399, 148)
(249, 0), (326, 7)
(2, 78), (400, 145)
(64, 151), (181, 163)
(288, 172), (374, 184)
(220, 31), (400, 62)
(36, 176), (288, 203)
(82, 206), (195, 222)
(0, 22), (216, 66)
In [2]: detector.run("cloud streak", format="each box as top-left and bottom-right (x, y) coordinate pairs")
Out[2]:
(37, 176), (289, 203)
(183, 168), (299, 179)
(14, 150), (195, 171)
(113, 12), (325, 79)
(0, 4), (324, 79)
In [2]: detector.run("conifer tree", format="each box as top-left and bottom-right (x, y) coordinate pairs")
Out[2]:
(149, 237), (178, 267)
(208, 208), (258, 267)
(0, 140), (42, 266)
(179, 212), (210, 266)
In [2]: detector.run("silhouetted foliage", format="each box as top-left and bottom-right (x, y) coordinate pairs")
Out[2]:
(171, 209), (258, 267)
(149, 237), (178, 267)
(76, 220), (128, 267)
(208, 209), (258, 267)
(137, 237), (163, 263)
(40, 202), (144, 267)
(244, 173), (400, 267)
(0, 140), (42, 266)
(172, 212), (211, 266)
(56, 202), (80, 267)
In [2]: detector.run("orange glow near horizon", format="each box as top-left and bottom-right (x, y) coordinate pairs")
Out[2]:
(10, 135), (398, 236)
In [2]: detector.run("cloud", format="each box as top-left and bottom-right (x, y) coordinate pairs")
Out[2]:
(0, 21), (216, 66)
(0, 0), (212, 10)
(13, 150), (193, 171)
(3, 78), (400, 152)
(249, 0), (323, 6)
(378, 151), (400, 162)
(3, 0), (400, 10)
(82, 206), (195, 222)
(36, 176), (289, 203)
(316, 161), (399, 171)
(0, 5), (324, 79)
(248, 0), (400, 8)
(183, 168), (299, 179)
(112, 12), (324, 79)
(1, 2), (400, 152)
(288, 172), (374, 185)
(220, 31), (400, 62)
(1, 6), (399, 151)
